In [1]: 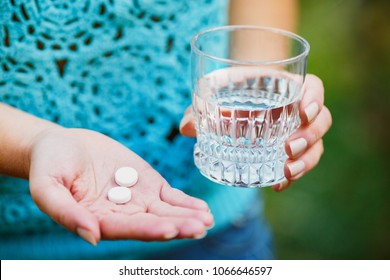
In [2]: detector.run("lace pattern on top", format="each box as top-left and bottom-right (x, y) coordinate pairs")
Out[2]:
(0, 0), (228, 233)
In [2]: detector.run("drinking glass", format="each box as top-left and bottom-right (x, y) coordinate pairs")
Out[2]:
(190, 25), (310, 187)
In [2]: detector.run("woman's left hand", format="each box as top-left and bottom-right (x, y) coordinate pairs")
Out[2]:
(179, 73), (332, 192)
(272, 74), (332, 191)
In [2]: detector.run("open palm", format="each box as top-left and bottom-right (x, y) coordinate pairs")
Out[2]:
(28, 128), (213, 245)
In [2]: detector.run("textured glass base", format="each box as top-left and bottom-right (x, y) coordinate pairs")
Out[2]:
(194, 143), (286, 188)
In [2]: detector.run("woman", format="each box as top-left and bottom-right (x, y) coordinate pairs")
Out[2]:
(0, 0), (331, 259)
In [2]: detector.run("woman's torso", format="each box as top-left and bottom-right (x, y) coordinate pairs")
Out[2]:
(0, 0), (261, 259)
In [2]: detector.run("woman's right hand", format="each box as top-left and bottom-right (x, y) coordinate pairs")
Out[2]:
(28, 127), (213, 245)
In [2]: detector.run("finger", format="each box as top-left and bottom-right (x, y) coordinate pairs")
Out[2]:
(160, 182), (210, 211)
(179, 107), (196, 137)
(30, 176), (100, 245)
(100, 212), (206, 240)
(173, 216), (207, 239)
(147, 199), (214, 228)
(300, 74), (325, 124)
(272, 180), (292, 192)
(286, 106), (332, 158)
(100, 212), (179, 241)
(273, 140), (324, 192)
(285, 139), (324, 181)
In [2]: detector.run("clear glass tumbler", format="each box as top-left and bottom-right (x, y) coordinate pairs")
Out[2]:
(190, 25), (310, 188)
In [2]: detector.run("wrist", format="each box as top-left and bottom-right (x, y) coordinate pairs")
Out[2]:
(24, 122), (64, 179)
(0, 103), (63, 179)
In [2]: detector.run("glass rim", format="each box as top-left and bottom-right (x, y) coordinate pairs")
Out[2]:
(191, 25), (310, 66)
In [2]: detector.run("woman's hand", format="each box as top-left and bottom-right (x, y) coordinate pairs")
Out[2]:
(180, 74), (332, 192)
(29, 128), (213, 245)
(273, 74), (332, 191)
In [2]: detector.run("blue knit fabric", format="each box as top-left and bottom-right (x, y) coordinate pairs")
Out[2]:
(0, 0), (263, 259)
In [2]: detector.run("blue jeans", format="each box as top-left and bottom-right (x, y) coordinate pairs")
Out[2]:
(150, 199), (275, 260)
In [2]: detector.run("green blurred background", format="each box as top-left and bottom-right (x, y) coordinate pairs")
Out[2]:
(262, 0), (390, 259)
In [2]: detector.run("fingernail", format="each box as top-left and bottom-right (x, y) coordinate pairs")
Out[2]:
(207, 222), (215, 230)
(277, 180), (289, 192)
(287, 160), (306, 177)
(76, 227), (97, 246)
(193, 231), (207, 240)
(164, 231), (179, 240)
(305, 103), (319, 123)
(179, 113), (192, 132)
(289, 138), (307, 157)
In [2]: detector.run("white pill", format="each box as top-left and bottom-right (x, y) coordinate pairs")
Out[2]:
(114, 166), (138, 187)
(108, 187), (132, 204)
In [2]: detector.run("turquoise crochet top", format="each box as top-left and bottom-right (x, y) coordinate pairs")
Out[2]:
(0, 0), (262, 259)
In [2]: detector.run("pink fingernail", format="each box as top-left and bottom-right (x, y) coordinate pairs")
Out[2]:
(277, 180), (289, 192)
(305, 103), (319, 123)
(289, 138), (307, 157)
(193, 231), (207, 240)
(287, 160), (306, 177)
(76, 227), (97, 246)
(164, 231), (179, 239)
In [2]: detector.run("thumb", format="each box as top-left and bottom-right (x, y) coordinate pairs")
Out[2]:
(30, 176), (100, 245)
